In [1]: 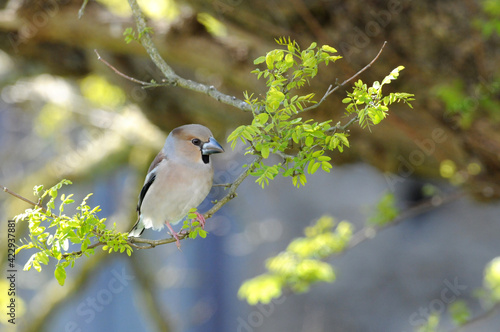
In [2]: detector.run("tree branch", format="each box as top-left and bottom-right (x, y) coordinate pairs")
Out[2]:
(346, 190), (465, 251)
(325, 114), (360, 135)
(95, 49), (152, 86)
(78, 0), (90, 19)
(205, 156), (262, 219)
(1, 183), (43, 211)
(126, 0), (252, 111)
(447, 303), (500, 332)
(3, 155), (263, 257)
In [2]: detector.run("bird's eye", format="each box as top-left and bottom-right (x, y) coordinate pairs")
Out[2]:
(191, 138), (202, 146)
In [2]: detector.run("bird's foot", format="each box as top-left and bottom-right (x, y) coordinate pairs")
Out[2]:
(195, 212), (206, 229)
(165, 222), (181, 251)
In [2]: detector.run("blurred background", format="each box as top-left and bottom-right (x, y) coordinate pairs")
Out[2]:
(0, 0), (499, 331)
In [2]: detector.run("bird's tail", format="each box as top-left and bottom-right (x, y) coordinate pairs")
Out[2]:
(128, 218), (145, 237)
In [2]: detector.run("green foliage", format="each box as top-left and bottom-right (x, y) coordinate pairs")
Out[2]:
(368, 192), (399, 226)
(238, 191), (403, 306)
(484, 256), (500, 303)
(15, 180), (133, 286)
(449, 300), (470, 326)
(414, 256), (500, 331)
(228, 38), (414, 188)
(474, 0), (500, 38)
(238, 216), (353, 304)
(181, 208), (208, 239)
(123, 27), (136, 44)
(433, 77), (500, 128)
(342, 66), (414, 130)
(123, 26), (154, 44)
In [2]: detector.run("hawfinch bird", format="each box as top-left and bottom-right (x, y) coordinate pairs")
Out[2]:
(128, 124), (224, 249)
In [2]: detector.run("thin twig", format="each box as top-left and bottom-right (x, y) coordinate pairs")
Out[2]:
(346, 190), (466, 250)
(213, 183), (232, 188)
(205, 156), (262, 219)
(126, 0), (252, 111)
(128, 235), (182, 248)
(301, 41), (388, 113)
(326, 114), (360, 135)
(78, 0), (90, 19)
(61, 241), (104, 259)
(1, 184), (44, 211)
(94, 49), (152, 86)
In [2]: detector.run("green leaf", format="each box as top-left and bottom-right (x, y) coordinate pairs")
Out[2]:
(261, 145), (270, 159)
(190, 229), (198, 239)
(321, 161), (332, 172)
(257, 112), (269, 124)
(266, 52), (275, 69)
(33, 260), (41, 272)
(61, 238), (69, 251)
(37, 252), (50, 265)
(311, 162), (321, 174)
(254, 56), (266, 64)
(284, 53), (294, 67)
(321, 45), (337, 53)
(34, 185), (44, 196)
(266, 88), (285, 110)
(307, 42), (317, 50)
(198, 229), (207, 238)
(381, 66), (405, 85)
(54, 264), (67, 286)
(299, 174), (307, 186)
(305, 136), (314, 147)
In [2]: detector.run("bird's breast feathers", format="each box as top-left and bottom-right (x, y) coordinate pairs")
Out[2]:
(139, 159), (213, 231)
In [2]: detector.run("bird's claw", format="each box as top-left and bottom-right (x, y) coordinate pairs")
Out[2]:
(195, 212), (206, 229)
(166, 222), (182, 251)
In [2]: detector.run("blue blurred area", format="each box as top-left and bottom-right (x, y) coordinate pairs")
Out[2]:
(11, 160), (500, 332)
(2, 85), (500, 332)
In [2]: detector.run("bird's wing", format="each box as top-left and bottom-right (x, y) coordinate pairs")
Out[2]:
(147, 150), (167, 174)
(137, 151), (167, 213)
(129, 151), (167, 237)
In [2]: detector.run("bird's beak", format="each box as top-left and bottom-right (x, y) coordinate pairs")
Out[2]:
(202, 137), (224, 155)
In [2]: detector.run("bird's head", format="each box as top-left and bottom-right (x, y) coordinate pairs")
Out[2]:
(164, 124), (224, 165)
